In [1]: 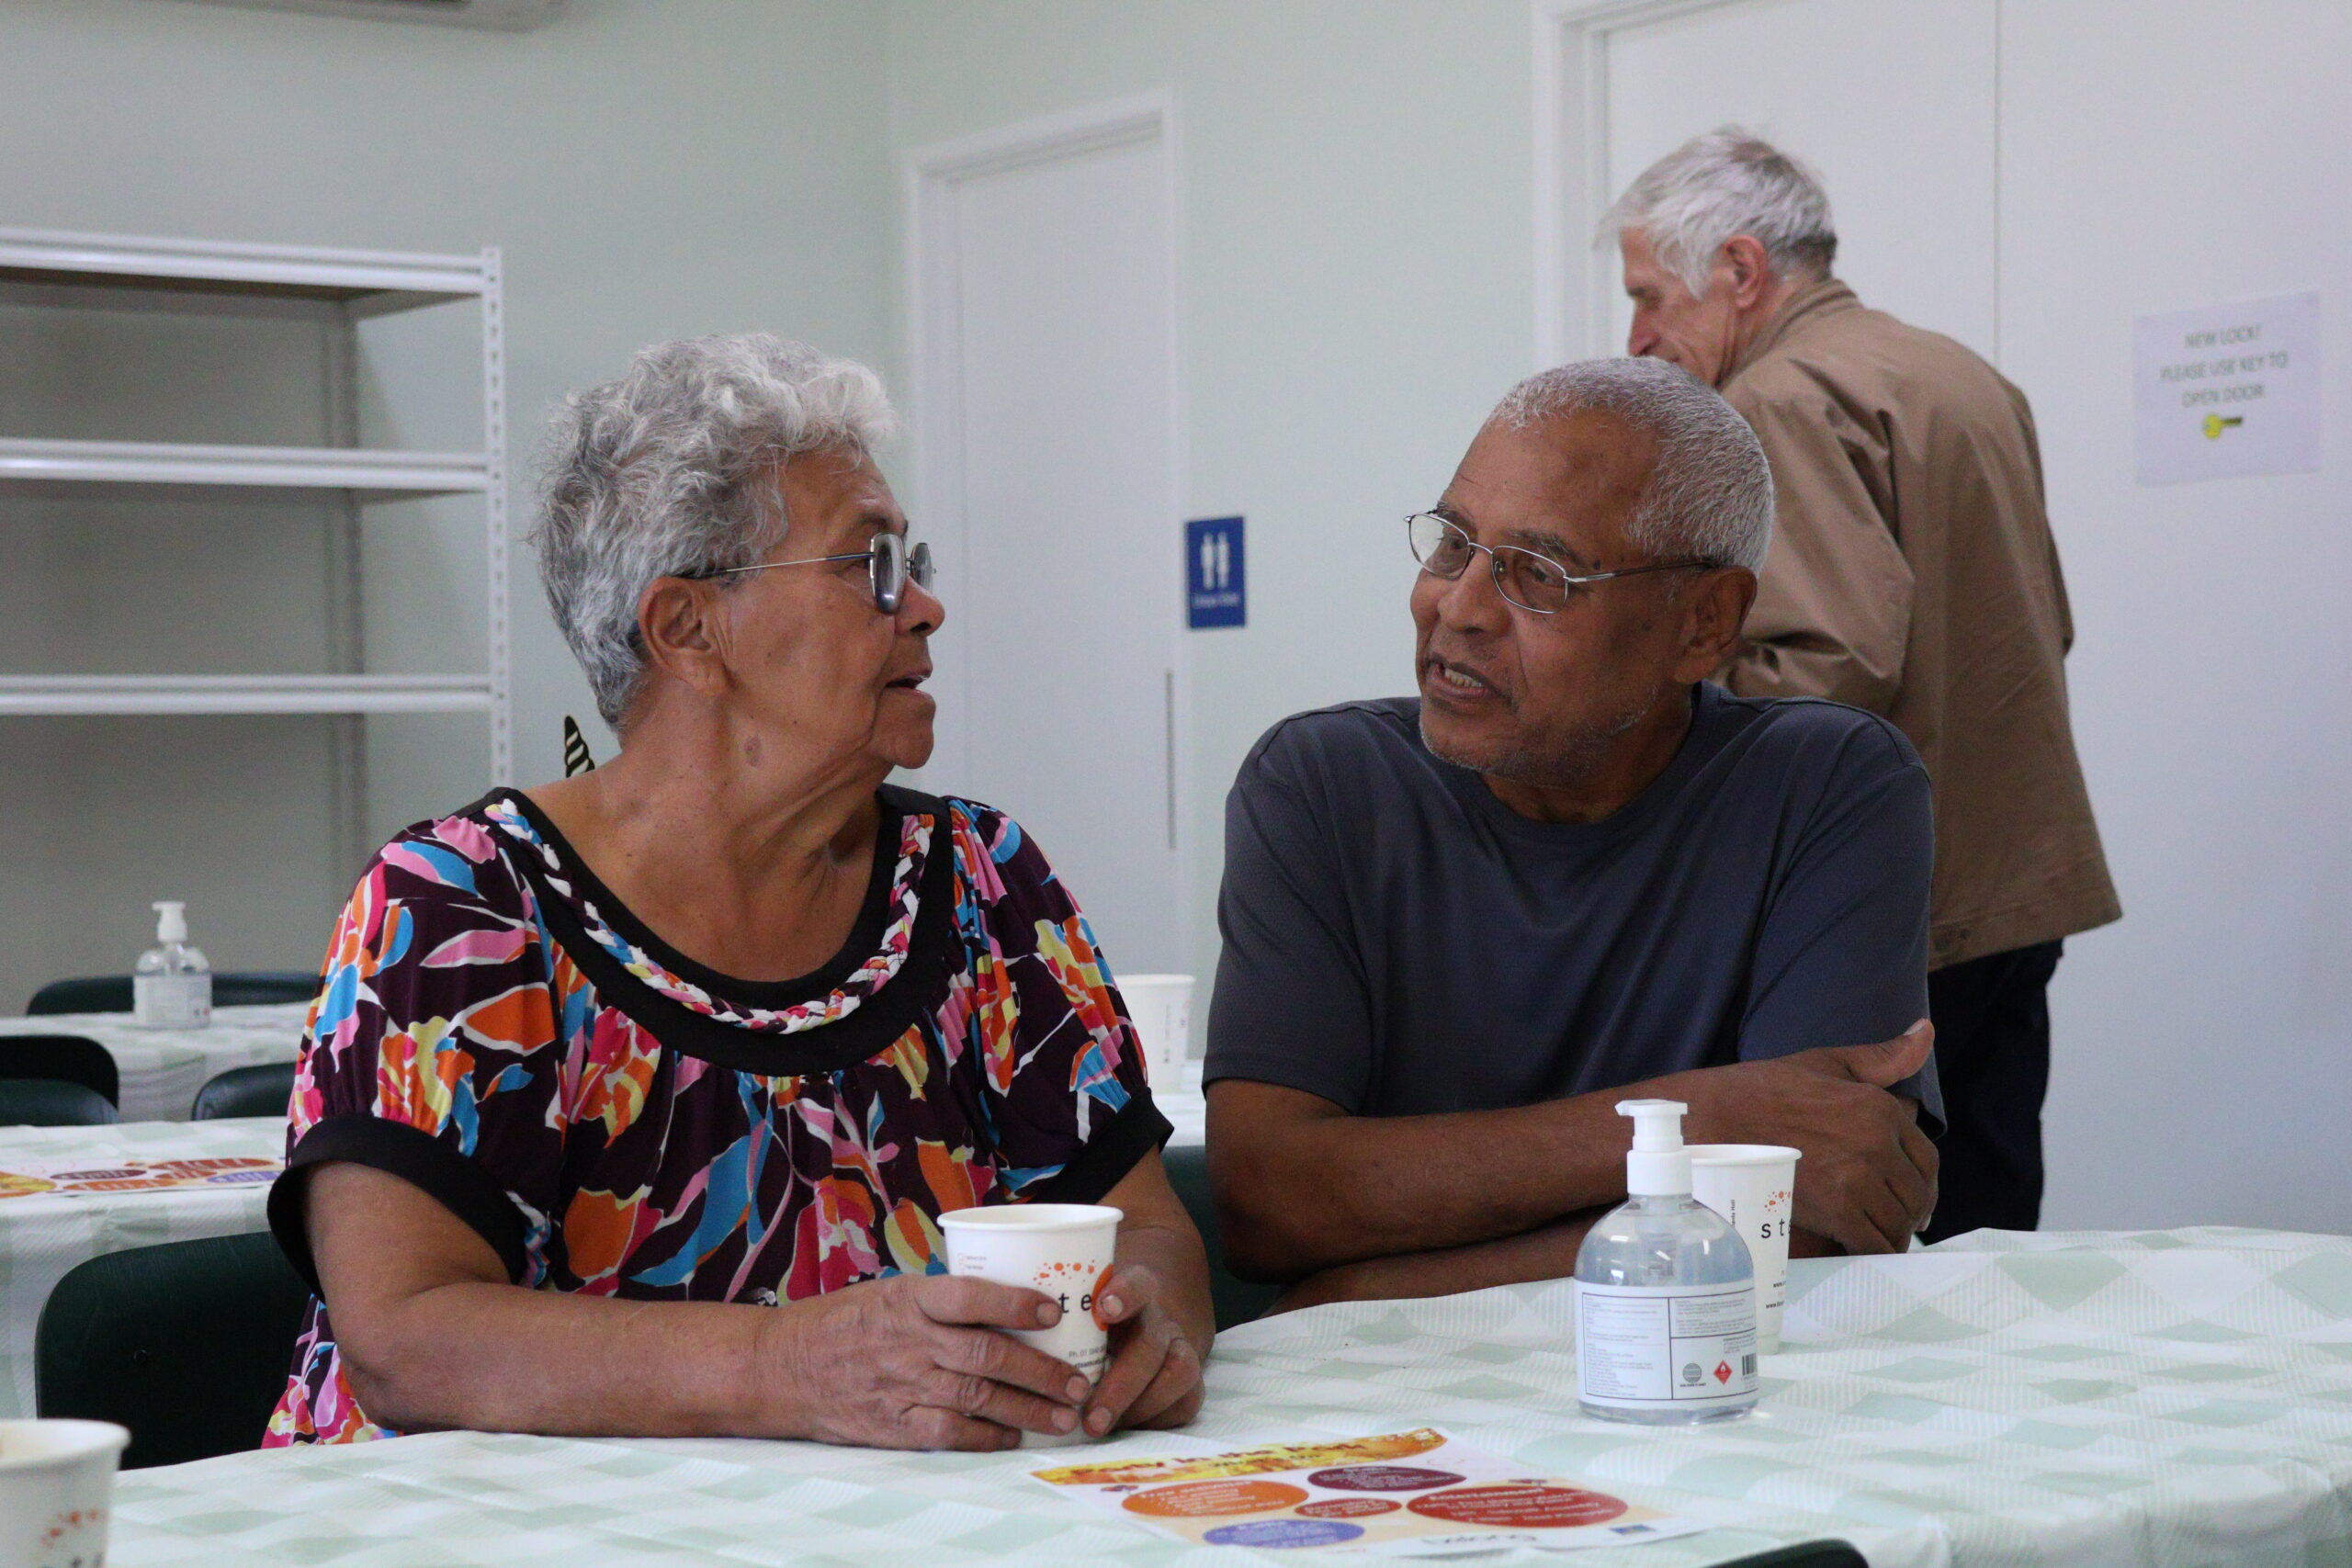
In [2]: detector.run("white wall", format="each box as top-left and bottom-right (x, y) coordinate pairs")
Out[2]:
(0, 0), (890, 1011)
(886, 0), (1536, 990)
(2002, 0), (2352, 1233)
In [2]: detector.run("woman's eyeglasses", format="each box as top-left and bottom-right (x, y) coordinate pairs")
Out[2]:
(701, 531), (935, 614)
(1406, 512), (1710, 615)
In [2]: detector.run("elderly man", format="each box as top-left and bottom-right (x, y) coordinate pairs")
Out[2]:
(1606, 129), (2119, 1240)
(1205, 358), (1939, 1309)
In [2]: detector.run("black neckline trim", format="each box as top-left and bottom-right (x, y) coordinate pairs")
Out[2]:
(486, 786), (904, 1010)
(486, 784), (967, 1077)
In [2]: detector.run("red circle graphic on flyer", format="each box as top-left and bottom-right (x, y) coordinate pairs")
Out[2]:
(1295, 1496), (1402, 1519)
(1407, 1484), (1628, 1529)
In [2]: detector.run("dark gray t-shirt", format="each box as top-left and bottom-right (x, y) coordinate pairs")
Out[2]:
(1206, 683), (1940, 1125)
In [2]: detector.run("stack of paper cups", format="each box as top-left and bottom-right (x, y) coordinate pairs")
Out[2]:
(939, 1203), (1124, 1447)
(1688, 1145), (1803, 1353)
(1116, 974), (1193, 1086)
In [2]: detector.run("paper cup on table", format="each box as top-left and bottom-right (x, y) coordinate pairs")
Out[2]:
(1689, 1145), (1802, 1352)
(939, 1203), (1123, 1447)
(0, 1419), (129, 1568)
(1117, 974), (1193, 1086)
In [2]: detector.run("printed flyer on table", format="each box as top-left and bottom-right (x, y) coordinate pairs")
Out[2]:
(1032, 1427), (1704, 1556)
(0, 1156), (277, 1198)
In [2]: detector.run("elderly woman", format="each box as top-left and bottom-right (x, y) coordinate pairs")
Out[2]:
(264, 335), (1212, 1450)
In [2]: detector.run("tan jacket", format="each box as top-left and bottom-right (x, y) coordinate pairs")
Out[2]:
(1718, 280), (2120, 968)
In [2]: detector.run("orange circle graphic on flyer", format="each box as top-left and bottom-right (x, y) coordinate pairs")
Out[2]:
(1407, 1484), (1628, 1529)
(1125, 1480), (1310, 1517)
(1295, 1496), (1401, 1519)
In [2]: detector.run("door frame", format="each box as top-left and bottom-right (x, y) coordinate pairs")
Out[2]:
(899, 90), (1193, 964)
(1531, 0), (1754, 367)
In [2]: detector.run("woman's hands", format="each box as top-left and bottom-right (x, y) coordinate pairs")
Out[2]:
(763, 1273), (1095, 1450)
(765, 1265), (1206, 1449)
(1079, 1264), (1206, 1436)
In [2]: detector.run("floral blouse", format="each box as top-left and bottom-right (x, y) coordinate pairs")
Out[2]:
(264, 785), (1165, 1445)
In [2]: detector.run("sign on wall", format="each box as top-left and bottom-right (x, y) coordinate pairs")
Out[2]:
(1185, 516), (1245, 629)
(2134, 292), (2322, 484)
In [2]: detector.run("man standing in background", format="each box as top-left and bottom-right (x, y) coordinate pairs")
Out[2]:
(1605, 128), (2120, 1241)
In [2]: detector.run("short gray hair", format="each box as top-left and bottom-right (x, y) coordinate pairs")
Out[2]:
(1490, 356), (1772, 572)
(532, 333), (897, 728)
(1602, 126), (1836, 297)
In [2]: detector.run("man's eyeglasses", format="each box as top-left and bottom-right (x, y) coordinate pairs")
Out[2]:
(700, 531), (935, 614)
(1406, 513), (1711, 615)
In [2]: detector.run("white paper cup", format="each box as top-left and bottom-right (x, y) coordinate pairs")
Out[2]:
(0, 1419), (130, 1568)
(939, 1203), (1122, 1446)
(1117, 974), (1194, 1086)
(1689, 1145), (1802, 1353)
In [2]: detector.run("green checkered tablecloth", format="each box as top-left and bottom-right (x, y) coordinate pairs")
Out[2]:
(104, 1226), (2352, 1566)
(0, 1004), (309, 1122)
(0, 1117), (283, 1417)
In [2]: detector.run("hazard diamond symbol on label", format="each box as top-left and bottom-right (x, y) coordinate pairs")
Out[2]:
(1713, 1361), (1733, 1384)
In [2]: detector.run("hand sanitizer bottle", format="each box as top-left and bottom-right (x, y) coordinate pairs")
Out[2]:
(1575, 1099), (1758, 1424)
(132, 900), (211, 1030)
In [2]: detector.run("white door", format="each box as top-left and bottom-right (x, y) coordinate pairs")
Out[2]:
(907, 106), (1186, 975)
(1593, 0), (1998, 361)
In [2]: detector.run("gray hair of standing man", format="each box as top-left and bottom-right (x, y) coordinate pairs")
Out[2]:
(533, 333), (897, 728)
(1601, 126), (1837, 299)
(1491, 356), (1774, 573)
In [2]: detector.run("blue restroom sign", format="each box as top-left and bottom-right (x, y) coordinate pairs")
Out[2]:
(1185, 515), (1246, 629)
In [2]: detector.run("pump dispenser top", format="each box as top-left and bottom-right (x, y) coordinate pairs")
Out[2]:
(153, 901), (187, 944)
(1618, 1099), (1692, 1197)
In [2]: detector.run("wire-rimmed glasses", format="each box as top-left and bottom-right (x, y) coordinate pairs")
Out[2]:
(700, 531), (935, 614)
(1406, 513), (1710, 615)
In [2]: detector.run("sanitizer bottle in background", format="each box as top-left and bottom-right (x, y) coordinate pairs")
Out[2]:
(132, 900), (211, 1030)
(1575, 1099), (1758, 1424)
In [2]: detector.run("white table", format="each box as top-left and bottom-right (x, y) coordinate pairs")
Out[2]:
(0, 1004), (309, 1122)
(101, 1227), (2352, 1565)
(0, 1116), (284, 1417)
(1162, 1057), (1205, 1148)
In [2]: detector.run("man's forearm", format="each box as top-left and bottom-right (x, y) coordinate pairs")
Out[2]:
(1210, 1085), (1653, 1279)
(1271, 1212), (1604, 1314)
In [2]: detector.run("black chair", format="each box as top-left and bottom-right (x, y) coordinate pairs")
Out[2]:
(0, 1033), (119, 1105)
(192, 1062), (298, 1121)
(1162, 1144), (1283, 1331)
(0, 1078), (119, 1126)
(27, 971), (316, 1016)
(37, 1231), (311, 1468)
(1719, 1547), (1866, 1568)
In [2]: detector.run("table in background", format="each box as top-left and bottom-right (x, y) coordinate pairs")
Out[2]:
(0, 1117), (283, 1417)
(0, 1004), (308, 1122)
(108, 1227), (2352, 1565)
(1160, 1056), (1204, 1147)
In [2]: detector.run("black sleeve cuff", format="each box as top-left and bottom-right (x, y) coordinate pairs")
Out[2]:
(1019, 1089), (1173, 1205)
(269, 1114), (532, 1296)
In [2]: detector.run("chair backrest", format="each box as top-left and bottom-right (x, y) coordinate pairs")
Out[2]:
(192, 1062), (298, 1122)
(0, 1033), (119, 1103)
(37, 1231), (311, 1468)
(1160, 1144), (1283, 1331)
(1717, 1546), (1867, 1568)
(27, 971), (317, 1015)
(0, 1077), (119, 1127)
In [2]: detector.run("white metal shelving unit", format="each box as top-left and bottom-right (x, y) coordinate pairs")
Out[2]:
(0, 227), (512, 816)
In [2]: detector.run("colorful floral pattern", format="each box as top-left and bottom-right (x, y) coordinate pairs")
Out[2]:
(266, 791), (1151, 1446)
